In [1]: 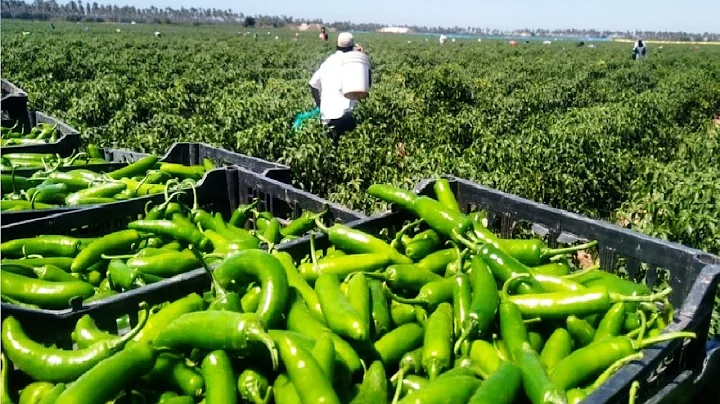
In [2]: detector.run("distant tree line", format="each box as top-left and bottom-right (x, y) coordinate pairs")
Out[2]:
(1, 0), (717, 40)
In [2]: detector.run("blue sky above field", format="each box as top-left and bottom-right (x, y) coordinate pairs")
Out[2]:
(60, 0), (718, 33)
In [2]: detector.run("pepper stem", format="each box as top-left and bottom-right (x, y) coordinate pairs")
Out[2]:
(562, 264), (601, 279)
(633, 331), (696, 351)
(110, 302), (150, 349)
(589, 352), (643, 391)
(500, 273), (542, 299)
(391, 219), (423, 250)
(629, 380), (641, 404)
(452, 229), (478, 251)
(541, 240), (599, 261)
(383, 283), (425, 305)
(313, 217), (329, 233)
(611, 287), (672, 304)
(309, 233), (320, 272)
(453, 319), (477, 356)
(249, 329), (280, 371)
(188, 246), (228, 299)
(390, 370), (405, 404)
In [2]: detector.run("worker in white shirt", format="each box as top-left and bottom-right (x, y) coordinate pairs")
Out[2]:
(632, 39), (647, 60)
(309, 32), (369, 144)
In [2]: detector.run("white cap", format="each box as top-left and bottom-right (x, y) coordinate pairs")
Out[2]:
(337, 32), (354, 48)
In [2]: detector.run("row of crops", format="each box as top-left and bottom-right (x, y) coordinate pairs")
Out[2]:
(2, 21), (719, 330)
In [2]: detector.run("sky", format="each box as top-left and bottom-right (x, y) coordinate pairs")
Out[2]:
(58, 0), (719, 33)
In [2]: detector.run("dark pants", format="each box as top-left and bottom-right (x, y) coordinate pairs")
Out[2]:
(326, 113), (357, 145)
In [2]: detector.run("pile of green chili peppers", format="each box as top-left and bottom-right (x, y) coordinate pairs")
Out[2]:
(0, 122), (60, 147)
(0, 179), (693, 404)
(0, 188), (327, 310)
(0, 153), (215, 212)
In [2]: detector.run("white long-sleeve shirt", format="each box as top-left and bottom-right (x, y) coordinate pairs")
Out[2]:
(309, 51), (357, 123)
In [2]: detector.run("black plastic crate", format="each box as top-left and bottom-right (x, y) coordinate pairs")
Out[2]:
(1, 79), (28, 123)
(1, 110), (81, 155)
(103, 142), (292, 183)
(0, 166), (365, 323)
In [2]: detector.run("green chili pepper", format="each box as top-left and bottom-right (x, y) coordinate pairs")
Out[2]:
(499, 299), (529, 362)
(201, 350), (237, 404)
(2, 303), (149, 382)
(368, 279), (392, 338)
(32, 264), (81, 282)
(367, 183), (418, 210)
(390, 301), (418, 327)
(71, 229), (144, 273)
(1, 257), (73, 271)
(346, 273), (371, 332)
(394, 375), (428, 399)
(272, 374), (301, 404)
(277, 332), (341, 404)
(468, 340), (503, 376)
(1, 236), (81, 258)
(228, 200), (259, 227)
(454, 255), (499, 355)
(44, 170), (102, 191)
(126, 250), (201, 278)
(624, 312), (642, 332)
(452, 272), (472, 340)
(433, 178), (460, 212)
(128, 218), (209, 250)
(83, 290), (118, 303)
(529, 331), (545, 353)
(311, 333), (336, 380)
(106, 259), (141, 291)
(213, 249), (289, 328)
(26, 182), (68, 204)
(298, 253), (392, 283)
(566, 315), (596, 347)
(54, 341), (157, 404)
(285, 294), (363, 373)
(468, 361), (522, 404)
(237, 369), (271, 404)
(416, 248), (458, 274)
(422, 302), (454, 381)
(518, 344), (568, 404)
(410, 196), (473, 241)
(529, 272), (585, 292)
(281, 209), (326, 237)
(550, 332), (696, 390)
(153, 311), (278, 370)
(385, 277), (456, 310)
(1, 200), (57, 211)
(540, 328), (573, 371)
(363, 264), (443, 292)
(477, 243), (544, 294)
(274, 251), (324, 321)
(404, 229), (443, 261)
(397, 375), (481, 404)
(350, 360), (388, 404)
(593, 302), (627, 342)
(64, 182), (127, 205)
(37, 383), (66, 404)
(499, 239), (598, 267)
(565, 267), (651, 297)
(263, 217), (282, 245)
(72, 314), (114, 349)
(107, 155), (159, 180)
(374, 323), (425, 368)
(159, 162), (205, 180)
(389, 347), (424, 397)
(1, 271), (95, 309)
(1, 353), (13, 404)
(18, 381), (55, 404)
(532, 261), (571, 276)
(315, 273), (369, 341)
(315, 220), (412, 264)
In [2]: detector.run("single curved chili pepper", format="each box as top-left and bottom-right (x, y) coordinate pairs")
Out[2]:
(566, 317), (595, 349)
(624, 312), (642, 332)
(1, 262), (35, 277)
(2, 302), (149, 382)
(277, 332), (341, 404)
(422, 302), (453, 381)
(363, 264), (442, 292)
(192, 208), (218, 231)
(201, 350), (237, 404)
(397, 375), (481, 404)
(416, 248), (459, 274)
(2, 257), (73, 271)
(1, 352), (12, 404)
(311, 333), (336, 380)
(385, 277), (456, 310)
(237, 369), (271, 404)
(228, 200), (259, 227)
(477, 243), (544, 294)
(107, 259), (142, 291)
(54, 341), (158, 404)
(315, 273), (369, 341)
(213, 249), (289, 328)
(106, 155), (159, 180)
(1, 173), (37, 194)
(153, 311), (279, 370)
(159, 163), (205, 180)
(128, 218), (209, 250)
(368, 279), (392, 338)
(499, 299), (529, 363)
(145, 355), (205, 397)
(550, 331), (696, 390)
(468, 340), (503, 375)
(72, 314), (114, 349)
(272, 374), (301, 404)
(346, 273), (371, 331)
(273, 251), (324, 322)
(529, 272), (585, 293)
(390, 300), (418, 327)
(27, 182), (68, 204)
(529, 331), (545, 353)
(367, 183), (418, 208)
(452, 272), (471, 339)
(132, 293), (204, 344)
(315, 219), (412, 264)
(45, 170), (103, 191)
(468, 361), (522, 404)
(1, 200), (58, 210)
(390, 219), (424, 251)
(126, 249), (201, 278)
(350, 360), (388, 404)
(540, 328), (573, 371)
(454, 255), (499, 355)
(71, 229), (144, 273)
(518, 345), (568, 404)
(1, 236), (81, 258)
(565, 267), (652, 297)
(281, 209), (327, 237)
(18, 381), (55, 404)
(532, 261), (571, 276)
(1, 270), (95, 309)
(499, 239), (598, 267)
(593, 302), (626, 342)
(263, 218), (282, 245)
(32, 264), (81, 283)
(373, 321), (423, 366)
(404, 229), (443, 261)
(410, 196), (473, 242)
(566, 352), (644, 404)
(432, 178), (461, 212)
(299, 253), (392, 284)
(37, 383), (65, 404)
(64, 182), (127, 206)
(505, 277), (671, 320)
(388, 347), (424, 403)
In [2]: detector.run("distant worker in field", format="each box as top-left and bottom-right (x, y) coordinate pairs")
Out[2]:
(309, 32), (369, 144)
(632, 39), (647, 59)
(439, 33), (448, 44)
(320, 27), (329, 41)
